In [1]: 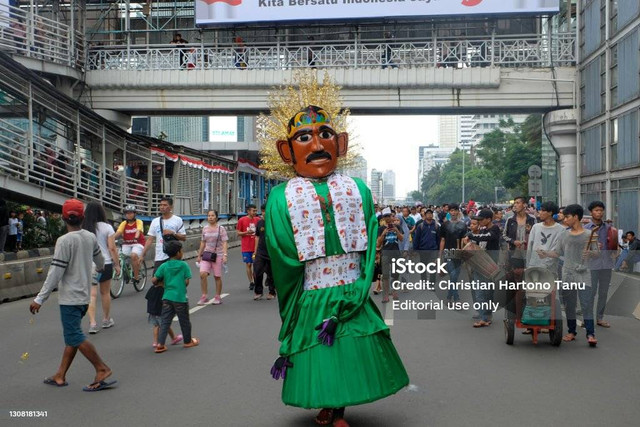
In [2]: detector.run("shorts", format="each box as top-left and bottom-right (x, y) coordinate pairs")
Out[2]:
(122, 244), (144, 257)
(200, 257), (222, 277)
(92, 263), (113, 285)
(242, 251), (254, 264)
(148, 314), (162, 327)
(60, 304), (88, 347)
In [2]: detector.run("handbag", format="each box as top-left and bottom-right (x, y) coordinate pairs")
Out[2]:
(201, 226), (221, 263)
(202, 251), (217, 263)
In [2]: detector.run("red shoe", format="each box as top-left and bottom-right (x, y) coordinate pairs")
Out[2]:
(333, 418), (350, 427)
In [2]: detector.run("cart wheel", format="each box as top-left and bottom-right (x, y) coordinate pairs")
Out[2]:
(549, 319), (563, 347)
(504, 319), (515, 345)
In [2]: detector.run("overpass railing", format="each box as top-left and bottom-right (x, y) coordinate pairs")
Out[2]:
(0, 3), (84, 70)
(0, 53), (239, 217)
(86, 32), (575, 71)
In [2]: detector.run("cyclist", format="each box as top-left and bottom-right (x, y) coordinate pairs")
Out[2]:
(113, 205), (145, 287)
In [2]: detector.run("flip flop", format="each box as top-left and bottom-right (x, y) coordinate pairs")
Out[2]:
(183, 337), (199, 348)
(562, 333), (576, 342)
(82, 379), (117, 392)
(473, 320), (491, 328)
(587, 335), (598, 347)
(597, 320), (611, 328)
(43, 377), (68, 387)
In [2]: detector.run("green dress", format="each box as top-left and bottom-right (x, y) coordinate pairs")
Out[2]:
(265, 177), (409, 409)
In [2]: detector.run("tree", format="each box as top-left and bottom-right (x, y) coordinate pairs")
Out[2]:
(424, 149), (498, 205)
(421, 163), (443, 196)
(474, 115), (542, 197)
(408, 191), (423, 202)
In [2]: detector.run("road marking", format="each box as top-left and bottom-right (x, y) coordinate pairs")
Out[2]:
(173, 293), (229, 322)
(385, 298), (394, 326)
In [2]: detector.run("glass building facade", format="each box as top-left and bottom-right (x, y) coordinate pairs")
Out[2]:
(578, 0), (640, 233)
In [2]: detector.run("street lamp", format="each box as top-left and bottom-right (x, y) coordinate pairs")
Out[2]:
(461, 142), (467, 204)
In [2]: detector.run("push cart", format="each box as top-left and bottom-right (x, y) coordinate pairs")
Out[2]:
(504, 287), (563, 346)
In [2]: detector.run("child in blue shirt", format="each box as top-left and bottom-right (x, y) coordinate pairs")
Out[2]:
(16, 212), (24, 251)
(152, 240), (198, 353)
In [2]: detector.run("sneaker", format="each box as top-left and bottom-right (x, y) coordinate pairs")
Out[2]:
(211, 295), (222, 305)
(102, 318), (115, 329)
(249, 282), (255, 291)
(170, 334), (183, 345)
(88, 324), (100, 334)
(197, 295), (209, 306)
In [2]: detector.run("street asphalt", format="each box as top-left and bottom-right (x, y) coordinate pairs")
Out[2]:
(1, 247), (639, 427)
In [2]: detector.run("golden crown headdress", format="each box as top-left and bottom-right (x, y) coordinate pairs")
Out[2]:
(258, 70), (360, 179)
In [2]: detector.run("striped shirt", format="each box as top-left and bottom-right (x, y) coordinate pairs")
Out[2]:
(34, 230), (105, 306)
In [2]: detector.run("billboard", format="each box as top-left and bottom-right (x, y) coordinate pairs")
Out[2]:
(195, 0), (560, 27)
(209, 116), (238, 142)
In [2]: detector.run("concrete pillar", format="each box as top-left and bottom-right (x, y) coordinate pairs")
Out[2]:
(545, 109), (577, 207)
(94, 109), (132, 130)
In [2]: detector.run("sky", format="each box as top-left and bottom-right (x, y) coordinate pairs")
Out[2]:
(349, 115), (440, 198)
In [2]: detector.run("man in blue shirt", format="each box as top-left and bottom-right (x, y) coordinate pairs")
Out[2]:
(413, 209), (440, 251)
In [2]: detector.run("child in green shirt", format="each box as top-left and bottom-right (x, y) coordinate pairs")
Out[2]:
(153, 241), (199, 353)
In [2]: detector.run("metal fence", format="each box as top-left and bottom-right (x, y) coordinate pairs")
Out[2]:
(86, 33), (576, 71)
(0, 53), (237, 217)
(0, 3), (84, 69)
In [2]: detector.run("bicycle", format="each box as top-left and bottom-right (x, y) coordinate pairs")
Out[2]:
(111, 251), (147, 298)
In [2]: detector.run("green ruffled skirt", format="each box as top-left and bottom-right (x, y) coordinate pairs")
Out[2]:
(282, 332), (409, 409)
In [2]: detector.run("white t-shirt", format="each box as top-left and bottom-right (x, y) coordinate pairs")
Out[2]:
(8, 218), (18, 235)
(411, 213), (422, 224)
(95, 222), (115, 264)
(148, 215), (186, 261)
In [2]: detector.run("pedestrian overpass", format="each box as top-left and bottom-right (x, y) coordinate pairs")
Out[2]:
(0, 2), (579, 209)
(83, 32), (575, 115)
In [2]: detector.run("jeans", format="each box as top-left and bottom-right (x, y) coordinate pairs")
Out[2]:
(446, 260), (461, 301)
(614, 249), (628, 271)
(158, 300), (192, 345)
(590, 269), (612, 321)
(473, 271), (493, 322)
(563, 270), (595, 336)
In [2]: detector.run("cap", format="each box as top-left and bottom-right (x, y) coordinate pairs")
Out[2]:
(62, 199), (84, 219)
(381, 207), (392, 216)
(472, 208), (494, 220)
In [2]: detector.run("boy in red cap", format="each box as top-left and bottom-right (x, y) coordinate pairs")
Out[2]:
(30, 199), (116, 391)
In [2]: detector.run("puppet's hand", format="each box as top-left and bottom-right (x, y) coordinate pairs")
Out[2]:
(315, 317), (338, 346)
(270, 357), (293, 380)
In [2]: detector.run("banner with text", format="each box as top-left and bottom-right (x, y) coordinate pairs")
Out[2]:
(195, 0), (560, 27)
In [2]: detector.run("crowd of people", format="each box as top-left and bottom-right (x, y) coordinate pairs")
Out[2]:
(372, 198), (634, 346)
(21, 191), (635, 392)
